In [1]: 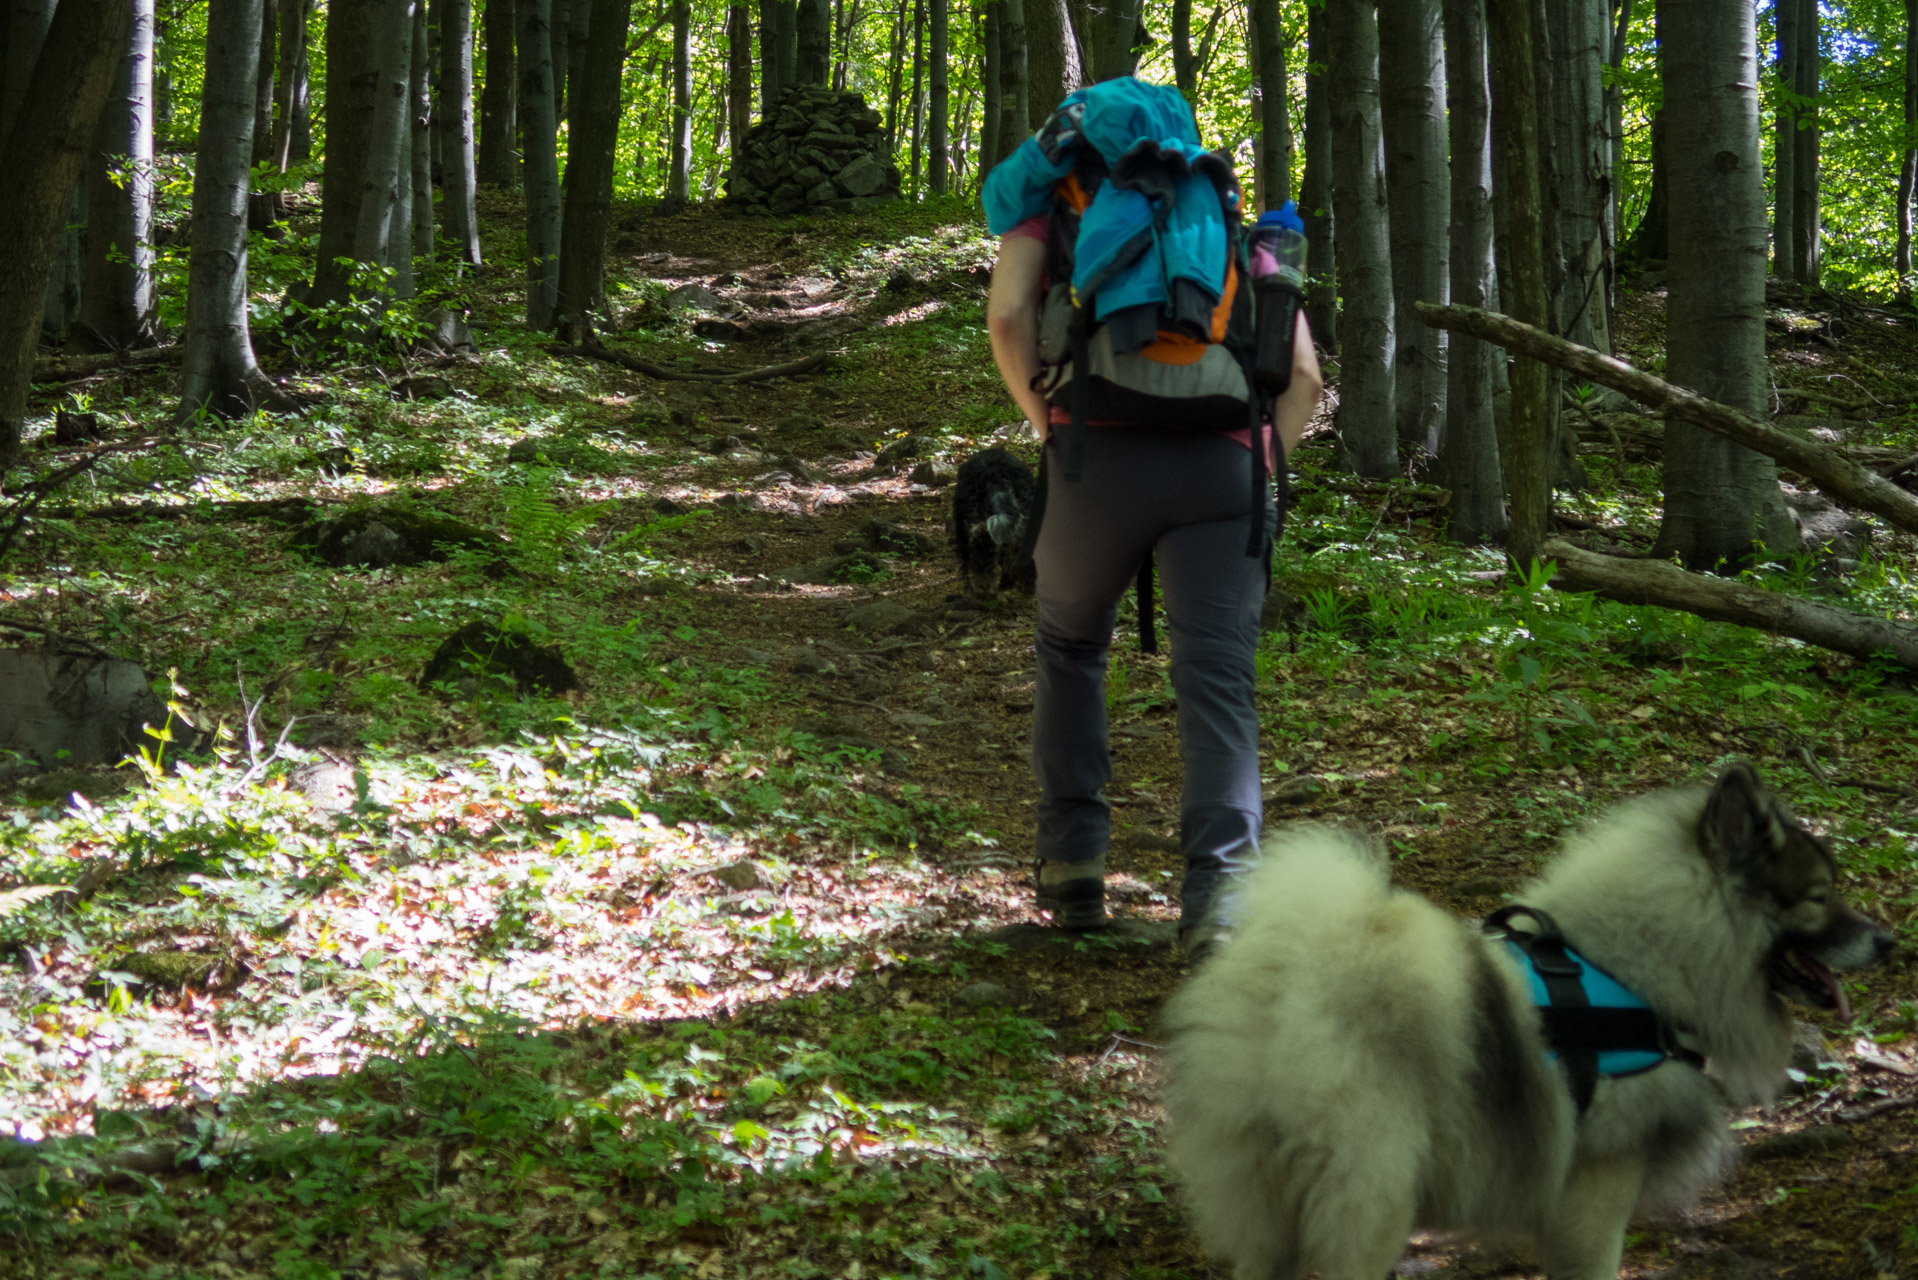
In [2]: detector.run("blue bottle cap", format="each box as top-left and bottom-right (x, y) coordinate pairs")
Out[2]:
(1256, 200), (1304, 234)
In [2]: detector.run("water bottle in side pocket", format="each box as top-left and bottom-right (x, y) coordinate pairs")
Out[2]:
(1247, 201), (1308, 396)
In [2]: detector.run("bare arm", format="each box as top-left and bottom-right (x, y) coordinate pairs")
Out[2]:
(986, 233), (1053, 440)
(1273, 311), (1324, 458)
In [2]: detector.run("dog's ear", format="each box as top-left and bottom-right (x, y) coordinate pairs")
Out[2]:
(1699, 761), (1778, 871)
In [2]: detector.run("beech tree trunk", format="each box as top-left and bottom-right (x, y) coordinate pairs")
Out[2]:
(252, 0), (278, 166)
(1302, 2), (1336, 349)
(78, 0), (156, 351)
(555, 0), (631, 340)
(408, 0), (434, 278)
(1544, 0), (1609, 353)
(1024, 0), (1078, 127)
(981, 0), (1002, 172)
(1901, 0), (1918, 281)
(309, 0), (379, 308)
(1379, 0), (1448, 456)
(1790, 0), (1819, 285)
(1080, 0), (1138, 83)
(1772, 0), (1795, 277)
(1486, 0), (1551, 563)
(998, 0), (1027, 152)
(353, 0), (414, 282)
(1543, 540), (1918, 671)
(728, 2), (753, 162)
(1248, 0), (1291, 211)
(272, 0), (311, 176)
(1628, 96), (1667, 264)
(929, 0), (947, 195)
(665, 0), (691, 207)
(1326, 0), (1397, 478)
(1440, 0), (1503, 544)
(477, 0), (517, 183)
(909, 0), (924, 198)
(177, 0), (288, 423)
(1653, 0), (1795, 571)
(775, 0), (798, 95)
(797, 0), (830, 83)
(549, 0), (569, 121)
(1418, 302), (1918, 539)
(440, 0), (482, 262)
(519, 0), (561, 324)
(0, 0), (133, 465)
(6, 0), (84, 348)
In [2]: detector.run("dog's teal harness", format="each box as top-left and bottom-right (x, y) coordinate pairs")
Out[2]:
(1484, 905), (1705, 1116)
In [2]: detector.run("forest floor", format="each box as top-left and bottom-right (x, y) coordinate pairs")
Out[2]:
(0, 190), (1916, 1279)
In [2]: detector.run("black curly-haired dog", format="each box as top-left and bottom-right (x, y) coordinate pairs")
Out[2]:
(949, 447), (1038, 596)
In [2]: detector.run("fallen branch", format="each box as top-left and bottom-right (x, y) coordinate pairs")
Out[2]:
(551, 343), (831, 383)
(29, 345), (180, 383)
(0, 436), (164, 558)
(1417, 303), (1918, 537)
(1774, 387), (1872, 414)
(42, 496), (326, 523)
(1542, 539), (1918, 670)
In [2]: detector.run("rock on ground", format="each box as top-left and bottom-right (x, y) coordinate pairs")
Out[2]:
(0, 649), (167, 770)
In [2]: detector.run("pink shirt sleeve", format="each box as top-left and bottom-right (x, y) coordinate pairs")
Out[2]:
(1003, 214), (1049, 243)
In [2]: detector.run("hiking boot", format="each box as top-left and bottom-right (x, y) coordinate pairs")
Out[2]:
(1179, 919), (1231, 967)
(1034, 855), (1106, 929)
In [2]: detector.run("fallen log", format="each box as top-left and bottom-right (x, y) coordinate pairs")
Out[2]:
(30, 346), (180, 382)
(1417, 303), (1918, 537)
(1543, 538), (1918, 670)
(550, 344), (831, 383)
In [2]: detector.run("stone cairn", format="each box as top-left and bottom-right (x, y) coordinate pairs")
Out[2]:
(725, 85), (902, 215)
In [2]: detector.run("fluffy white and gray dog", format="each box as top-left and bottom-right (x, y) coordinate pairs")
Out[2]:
(1162, 762), (1892, 1280)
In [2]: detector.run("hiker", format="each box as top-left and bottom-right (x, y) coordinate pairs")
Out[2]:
(982, 78), (1323, 955)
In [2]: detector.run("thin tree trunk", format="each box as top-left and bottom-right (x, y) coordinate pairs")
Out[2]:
(1486, 0), (1550, 563)
(440, 0), (482, 262)
(0, 0), (134, 465)
(79, 0), (157, 352)
(981, 0), (1001, 171)
(884, 0), (906, 150)
(665, 0), (691, 207)
(1652, 0), (1795, 571)
(1900, 0), (1918, 282)
(1773, 0), (1795, 278)
(1440, 0), (1502, 544)
(272, 0), (310, 175)
(1326, 0), (1397, 478)
(1301, 1), (1336, 349)
(1172, 0), (1195, 97)
(556, 0), (631, 340)
(728, 2), (752, 168)
(1024, 0), (1077, 127)
(1790, 0), (1819, 284)
(252, 0), (278, 164)
(354, 0), (414, 279)
(929, 0), (947, 195)
(1605, 0), (1631, 250)
(1379, 0), (1448, 456)
(1248, 0), (1291, 210)
(478, 0), (517, 183)
(1544, 0), (1609, 353)
(550, 0), (569, 121)
(520, 0), (561, 324)
(409, 0), (434, 273)
(177, 0), (289, 423)
(1000, 0), (1028, 150)
(775, 0), (798, 92)
(1628, 98), (1668, 263)
(909, 0), (924, 199)
(761, 0), (784, 111)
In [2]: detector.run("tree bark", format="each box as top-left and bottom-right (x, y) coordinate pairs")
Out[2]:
(308, 0), (380, 308)
(1653, 0), (1795, 571)
(1301, 1), (1336, 349)
(1543, 540), (1918, 671)
(797, 0), (830, 83)
(555, 0), (631, 340)
(1789, 0), (1819, 285)
(1626, 93), (1667, 264)
(929, 0), (947, 195)
(252, 0), (278, 166)
(1326, 0), (1397, 478)
(78, 0), (157, 352)
(665, 0), (691, 207)
(1080, 0), (1138, 83)
(728, 2), (753, 168)
(1605, 0), (1631, 249)
(1901, 0), (1918, 282)
(5, 0), (83, 350)
(1772, 0), (1795, 277)
(980, 0), (1002, 172)
(439, 0), (482, 262)
(353, 0), (414, 284)
(1248, 0), (1291, 211)
(1379, 0), (1448, 456)
(909, 0), (924, 198)
(760, 0), (783, 112)
(1417, 303), (1918, 539)
(1440, 0), (1503, 544)
(1023, 0), (1078, 127)
(1486, 0), (1551, 564)
(0, 0), (133, 464)
(477, 0), (517, 183)
(177, 0), (290, 423)
(272, 0), (311, 176)
(408, 0), (434, 278)
(1543, 0), (1609, 353)
(998, 0), (1027, 153)
(519, 0), (561, 324)
(775, 0), (798, 94)
(549, 0), (569, 121)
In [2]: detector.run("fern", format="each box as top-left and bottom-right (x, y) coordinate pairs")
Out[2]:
(503, 467), (610, 568)
(0, 883), (75, 918)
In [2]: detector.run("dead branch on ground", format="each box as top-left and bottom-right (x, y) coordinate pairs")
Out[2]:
(550, 343), (832, 383)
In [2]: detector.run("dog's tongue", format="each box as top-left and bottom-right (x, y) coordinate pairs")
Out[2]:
(1792, 950), (1851, 1021)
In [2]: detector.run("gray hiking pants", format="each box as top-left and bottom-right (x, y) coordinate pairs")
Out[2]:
(1030, 426), (1280, 927)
